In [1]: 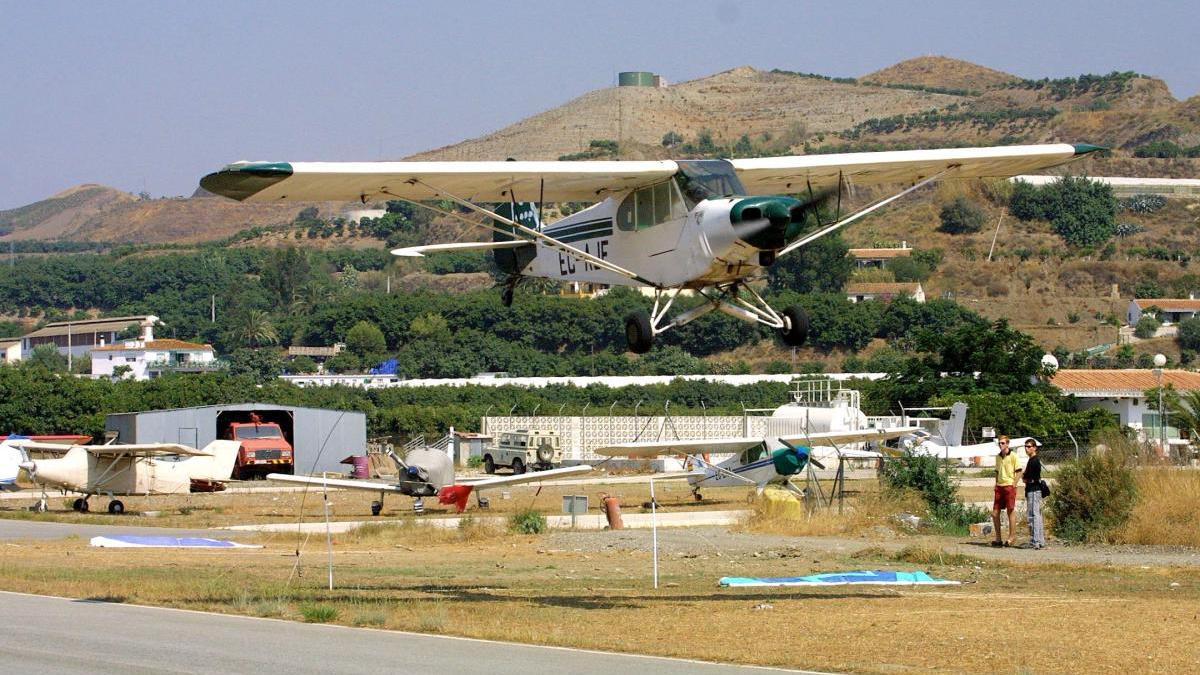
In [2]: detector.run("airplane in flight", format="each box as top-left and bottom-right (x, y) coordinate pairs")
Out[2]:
(594, 426), (915, 501)
(268, 445), (591, 514)
(201, 143), (1101, 353)
(3, 437), (241, 514)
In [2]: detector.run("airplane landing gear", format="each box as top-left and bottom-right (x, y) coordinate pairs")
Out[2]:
(412, 497), (425, 514)
(72, 498), (89, 513)
(624, 311), (653, 354)
(779, 305), (809, 347)
(107, 500), (125, 515)
(693, 491), (704, 502)
(370, 500), (383, 516)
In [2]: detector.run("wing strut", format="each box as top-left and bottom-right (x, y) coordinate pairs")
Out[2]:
(778, 168), (953, 258)
(398, 178), (652, 284)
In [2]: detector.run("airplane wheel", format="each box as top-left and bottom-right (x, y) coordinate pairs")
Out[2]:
(624, 311), (653, 354)
(501, 286), (515, 307)
(483, 455), (496, 474)
(108, 500), (125, 515)
(75, 498), (90, 513)
(370, 501), (383, 516)
(693, 492), (703, 502)
(779, 305), (809, 347)
(34, 499), (48, 513)
(511, 457), (525, 475)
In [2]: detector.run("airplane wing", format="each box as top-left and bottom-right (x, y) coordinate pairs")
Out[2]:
(9, 440), (213, 457)
(730, 144), (1100, 196)
(391, 240), (530, 257)
(454, 464), (593, 489)
(267, 473), (413, 493)
(200, 160), (678, 204)
(593, 437), (765, 459)
(779, 427), (920, 448)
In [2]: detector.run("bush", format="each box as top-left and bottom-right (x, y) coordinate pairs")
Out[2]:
(937, 197), (986, 234)
(880, 452), (988, 534)
(1134, 315), (1160, 339)
(508, 508), (547, 534)
(299, 604), (339, 623)
(466, 455), (483, 468)
(1118, 194), (1166, 214)
(1179, 318), (1200, 351)
(288, 355), (318, 374)
(1049, 449), (1137, 543)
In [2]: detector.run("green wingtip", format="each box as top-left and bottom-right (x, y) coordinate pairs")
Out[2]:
(1072, 143), (1107, 155)
(199, 162), (293, 201)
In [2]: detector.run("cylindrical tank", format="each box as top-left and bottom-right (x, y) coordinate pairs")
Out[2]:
(600, 493), (624, 529)
(351, 455), (370, 479)
(618, 71), (656, 87)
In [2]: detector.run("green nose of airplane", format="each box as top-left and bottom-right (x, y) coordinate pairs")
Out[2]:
(729, 196), (807, 249)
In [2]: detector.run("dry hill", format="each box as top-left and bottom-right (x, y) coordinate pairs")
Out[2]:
(862, 56), (1020, 91)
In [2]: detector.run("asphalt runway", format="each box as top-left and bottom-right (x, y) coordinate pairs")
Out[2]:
(0, 591), (818, 674)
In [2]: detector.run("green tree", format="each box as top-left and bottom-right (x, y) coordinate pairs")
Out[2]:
(661, 130), (683, 148)
(287, 355), (318, 374)
(1134, 315), (1160, 339)
(938, 197), (987, 234)
(409, 313), (450, 340)
(345, 321), (387, 361)
(27, 344), (68, 371)
(260, 247), (312, 306)
(227, 348), (283, 382)
(226, 309), (279, 348)
(766, 233), (852, 293)
(1179, 318), (1200, 351)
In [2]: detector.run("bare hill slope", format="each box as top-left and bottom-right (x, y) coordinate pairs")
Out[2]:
(862, 56), (1020, 90)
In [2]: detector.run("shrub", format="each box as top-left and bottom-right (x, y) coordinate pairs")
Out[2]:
(466, 455), (483, 468)
(1179, 318), (1200, 351)
(508, 508), (547, 534)
(299, 604), (339, 623)
(1118, 194), (1166, 214)
(1134, 315), (1160, 339)
(1049, 449), (1137, 543)
(938, 197), (986, 234)
(880, 452), (988, 534)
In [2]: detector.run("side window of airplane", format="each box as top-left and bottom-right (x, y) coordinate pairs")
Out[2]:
(617, 181), (687, 231)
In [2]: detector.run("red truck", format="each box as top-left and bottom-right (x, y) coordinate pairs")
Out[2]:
(222, 414), (294, 480)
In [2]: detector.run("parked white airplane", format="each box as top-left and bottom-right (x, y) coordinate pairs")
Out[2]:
(268, 446), (592, 514)
(7, 438), (241, 514)
(201, 143), (1101, 353)
(898, 403), (1038, 465)
(594, 427), (915, 501)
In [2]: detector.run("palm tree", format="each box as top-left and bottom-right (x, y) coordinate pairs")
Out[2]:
(227, 309), (279, 348)
(1170, 390), (1200, 446)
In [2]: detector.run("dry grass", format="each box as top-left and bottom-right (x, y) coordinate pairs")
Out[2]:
(740, 487), (925, 537)
(1117, 468), (1200, 547)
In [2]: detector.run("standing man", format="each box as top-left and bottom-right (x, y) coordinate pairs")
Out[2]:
(991, 435), (1022, 547)
(1022, 439), (1047, 549)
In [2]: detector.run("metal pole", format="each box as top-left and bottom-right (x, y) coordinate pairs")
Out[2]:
(650, 477), (658, 590)
(323, 476), (334, 591)
(67, 322), (72, 372)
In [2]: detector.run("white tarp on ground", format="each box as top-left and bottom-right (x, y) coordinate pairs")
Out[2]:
(89, 535), (261, 549)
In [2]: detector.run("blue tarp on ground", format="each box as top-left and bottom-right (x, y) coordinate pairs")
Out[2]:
(719, 570), (959, 587)
(89, 536), (261, 549)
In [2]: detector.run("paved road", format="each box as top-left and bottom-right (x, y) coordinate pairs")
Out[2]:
(0, 518), (245, 542)
(0, 591), (817, 674)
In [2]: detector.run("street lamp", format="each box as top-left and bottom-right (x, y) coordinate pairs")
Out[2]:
(1153, 353), (1167, 455)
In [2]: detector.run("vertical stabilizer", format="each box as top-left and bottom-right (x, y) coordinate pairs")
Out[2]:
(940, 402), (968, 447)
(190, 440), (243, 481)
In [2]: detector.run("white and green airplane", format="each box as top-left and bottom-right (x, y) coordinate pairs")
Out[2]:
(201, 143), (1100, 353)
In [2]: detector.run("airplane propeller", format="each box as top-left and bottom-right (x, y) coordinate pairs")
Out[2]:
(779, 439), (825, 470)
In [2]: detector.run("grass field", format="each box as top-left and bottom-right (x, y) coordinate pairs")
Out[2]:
(1, 511), (1197, 673)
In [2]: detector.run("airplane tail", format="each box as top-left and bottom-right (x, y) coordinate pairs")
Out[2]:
(492, 202), (538, 275)
(0, 437), (27, 491)
(190, 440), (242, 481)
(939, 402), (968, 447)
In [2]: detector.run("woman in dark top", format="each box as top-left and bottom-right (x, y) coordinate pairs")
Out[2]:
(1022, 440), (1046, 549)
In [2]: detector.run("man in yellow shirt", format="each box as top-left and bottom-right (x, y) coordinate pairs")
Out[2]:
(991, 435), (1023, 547)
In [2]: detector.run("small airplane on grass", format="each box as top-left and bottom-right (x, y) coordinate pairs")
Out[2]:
(202, 143), (1100, 353)
(1, 436), (241, 514)
(267, 445), (592, 514)
(594, 427), (916, 501)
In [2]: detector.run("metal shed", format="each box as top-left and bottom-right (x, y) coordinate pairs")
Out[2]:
(106, 403), (366, 475)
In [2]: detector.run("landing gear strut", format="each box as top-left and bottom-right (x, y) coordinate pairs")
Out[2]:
(623, 286), (810, 352)
(72, 498), (89, 513)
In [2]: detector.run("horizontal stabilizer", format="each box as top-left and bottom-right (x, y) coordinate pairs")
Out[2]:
(391, 240), (531, 257)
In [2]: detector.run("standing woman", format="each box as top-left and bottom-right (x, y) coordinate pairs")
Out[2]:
(1023, 440), (1047, 550)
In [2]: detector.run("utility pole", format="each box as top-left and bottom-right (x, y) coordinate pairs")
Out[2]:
(210, 295), (216, 323)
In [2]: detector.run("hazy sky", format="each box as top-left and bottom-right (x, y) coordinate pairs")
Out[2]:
(2, 0), (1196, 209)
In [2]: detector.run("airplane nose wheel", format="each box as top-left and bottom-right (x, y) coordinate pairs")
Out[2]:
(107, 500), (125, 515)
(779, 306), (809, 347)
(370, 501), (383, 516)
(72, 498), (89, 513)
(624, 311), (653, 354)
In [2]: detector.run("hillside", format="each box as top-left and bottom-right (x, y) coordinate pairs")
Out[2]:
(862, 56), (1020, 91)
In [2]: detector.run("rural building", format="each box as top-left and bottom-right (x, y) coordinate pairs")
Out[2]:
(91, 339), (220, 380)
(18, 315), (152, 361)
(105, 403), (366, 475)
(288, 344), (344, 361)
(849, 244), (912, 269)
(0, 338), (20, 363)
(846, 282), (925, 303)
(1127, 297), (1200, 325)
(1050, 369), (1200, 433)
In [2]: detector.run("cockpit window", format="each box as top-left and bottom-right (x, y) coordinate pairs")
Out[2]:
(674, 159), (746, 204)
(617, 180), (688, 231)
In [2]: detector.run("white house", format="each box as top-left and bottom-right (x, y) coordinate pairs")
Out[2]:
(1051, 369), (1200, 430)
(91, 338), (219, 380)
(846, 282), (925, 304)
(18, 315), (153, 362)
(0, 338), (20, 364)
(1127, 297), (1200, 326)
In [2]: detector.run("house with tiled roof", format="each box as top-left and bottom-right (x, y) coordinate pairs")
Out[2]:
(848, 244), (912, 269)
(19, 315), (153, 362)
(1127, 297), (1200, 326)
(1050, 369), (1200, 432)
(846, 282), (924, 304)
(90, 325), (221, 381)
(0, 338), (20, 363)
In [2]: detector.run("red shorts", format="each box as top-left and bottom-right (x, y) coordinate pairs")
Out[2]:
(993, 485), (1017, 511)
